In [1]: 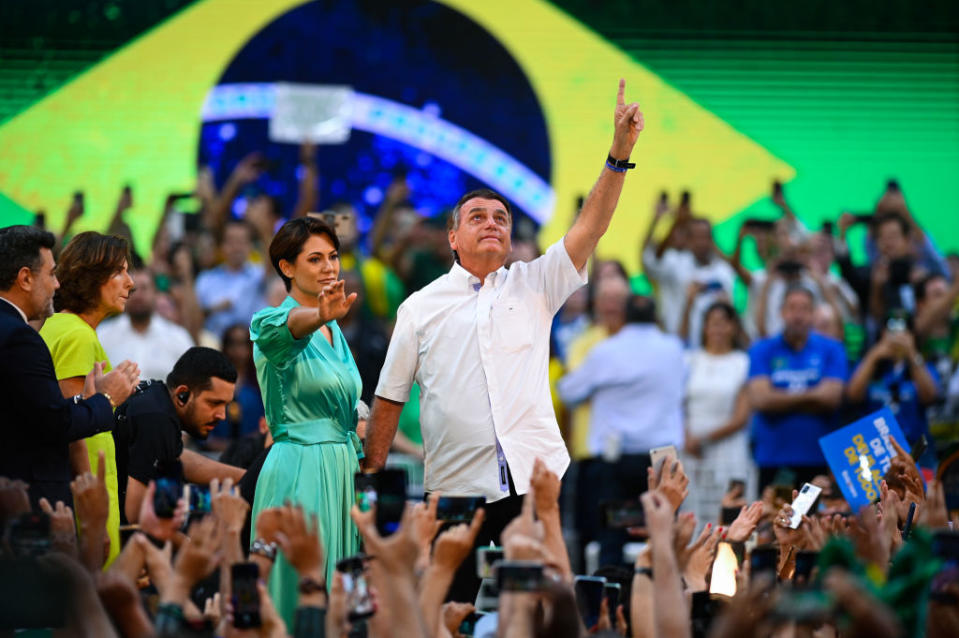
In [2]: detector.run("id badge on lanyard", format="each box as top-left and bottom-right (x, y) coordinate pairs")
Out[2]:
(495, 438), (509, 493)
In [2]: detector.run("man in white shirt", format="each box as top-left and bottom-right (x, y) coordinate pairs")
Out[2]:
(98, 269), (195, 382)
(364, 80), (644, 596)
(642, 216), (736, 344)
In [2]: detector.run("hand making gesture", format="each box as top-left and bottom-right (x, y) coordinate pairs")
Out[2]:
(317, 280), (357, 324)
(611, 79), (645, 160)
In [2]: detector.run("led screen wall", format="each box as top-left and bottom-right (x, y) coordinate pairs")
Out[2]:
(0, 0), (956, 270)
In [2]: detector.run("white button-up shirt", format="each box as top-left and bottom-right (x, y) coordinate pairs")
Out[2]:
(376, 240), (586, 502)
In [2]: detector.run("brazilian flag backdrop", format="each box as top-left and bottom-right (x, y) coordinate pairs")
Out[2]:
(0, 0), (956, 271)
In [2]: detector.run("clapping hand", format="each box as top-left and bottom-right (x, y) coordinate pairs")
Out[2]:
(317, 280), (357, 323)
(89, 359), (140, 405)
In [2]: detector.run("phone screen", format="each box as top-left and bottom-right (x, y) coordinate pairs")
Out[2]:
(794, 550), (818, 585)
(154, 477), (182, 519)
(603, 582), (621, 625)
(497, 561), (544, 592)
(436, 496), (484, 522)
(9, 512), (51, 557)
(474, 579), (500, 613)
(476, 546), (504, 579)
(231, 563), (261, 629)
(336, 555), (375, 621)
(574, 576), (607, 628)
(788, 483), (823, 529)
(458, 611), (486, 636)
(910, 435), (928, 462)
(600, 500), (645, 529)
(720, 506), (741, 526)
(710, 541), (739, 596)
(354, 469), (408, 536)
(189, 485), (212, 517)
(750, 546), (779, 580)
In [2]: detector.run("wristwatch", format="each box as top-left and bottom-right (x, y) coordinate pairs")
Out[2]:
(606, 153), (636, 172)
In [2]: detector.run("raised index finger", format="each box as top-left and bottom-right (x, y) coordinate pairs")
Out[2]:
(520, 490), (534, 521)
(617, 78), (626, 106)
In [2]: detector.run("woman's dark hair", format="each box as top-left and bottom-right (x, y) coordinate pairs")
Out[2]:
(269, 217), (340, 292)
(700, 300), (749, 351)
(54, 231), (131, 313)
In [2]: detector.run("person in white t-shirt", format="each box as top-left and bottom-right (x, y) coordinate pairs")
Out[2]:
(364, 80), (645, 600)
(642, 211), (736, 345)
(98, 269), (195, 382)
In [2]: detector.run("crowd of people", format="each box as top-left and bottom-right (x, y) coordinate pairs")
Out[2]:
(1, 77), (958, 637)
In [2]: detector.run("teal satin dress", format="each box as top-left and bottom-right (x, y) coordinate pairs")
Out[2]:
(249, 295), (363, 627)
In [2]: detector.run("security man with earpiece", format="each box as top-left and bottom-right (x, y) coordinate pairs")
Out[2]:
(116, 346), (247, 524)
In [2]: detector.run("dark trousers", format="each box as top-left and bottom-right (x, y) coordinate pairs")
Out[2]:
(758, 465), (830, 494)
(596, 453), (652, 568)
(439, 471), (524, 604)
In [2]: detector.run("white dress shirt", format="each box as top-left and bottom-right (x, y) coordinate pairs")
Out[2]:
(97, 314), (195, 382)
(641, 246), (736, 343)
(557, 324), (686, 457)
(376, 240), (586, 502)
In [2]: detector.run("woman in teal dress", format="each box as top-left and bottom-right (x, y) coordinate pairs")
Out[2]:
(249, 217), (362, 625)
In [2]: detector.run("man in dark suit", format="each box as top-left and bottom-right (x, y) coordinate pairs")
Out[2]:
(0, 225), (140, 508)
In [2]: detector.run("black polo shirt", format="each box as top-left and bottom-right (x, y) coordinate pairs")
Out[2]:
(115, 380), (183, 521)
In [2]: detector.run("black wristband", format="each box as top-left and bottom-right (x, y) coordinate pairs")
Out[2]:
(634, 566), (653, 578)
(607, 153), (636, 170)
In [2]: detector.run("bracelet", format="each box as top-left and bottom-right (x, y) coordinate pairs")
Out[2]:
(101, 392), (116, 409)
(250, 538), (277, 561)
(634, 566), (653, 578)
(299, 576), (326, 594)
(605, 161), (628, 173)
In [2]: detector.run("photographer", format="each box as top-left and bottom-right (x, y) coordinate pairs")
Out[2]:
(118, 347), (245, 524)
(847, 310), (940, 453)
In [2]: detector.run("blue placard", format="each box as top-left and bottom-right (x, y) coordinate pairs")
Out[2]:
(818, 407), (909, 510)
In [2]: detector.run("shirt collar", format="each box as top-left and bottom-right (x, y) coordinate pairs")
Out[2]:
(0, 296), (28, 323)
(448, 261), (507, 291)
(776, 331), (812, 353)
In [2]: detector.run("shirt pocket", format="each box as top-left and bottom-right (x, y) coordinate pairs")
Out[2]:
(492, 297), (534, 352)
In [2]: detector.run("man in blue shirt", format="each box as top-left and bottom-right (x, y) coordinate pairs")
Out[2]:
(747, 285), (848, 489)
(846, 314), (940, 465)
